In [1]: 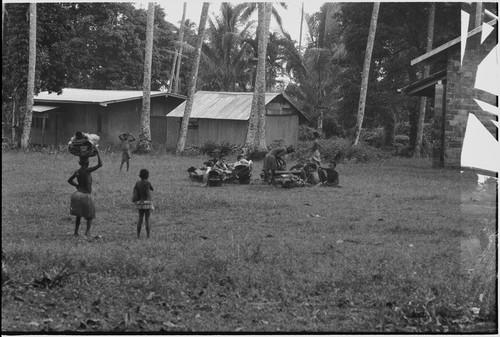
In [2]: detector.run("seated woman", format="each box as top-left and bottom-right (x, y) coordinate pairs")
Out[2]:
(203, 149), (223, 168)
(232, 155), (253, 183)
(302, 162), (321, 185)
(319, 161), (340, 187)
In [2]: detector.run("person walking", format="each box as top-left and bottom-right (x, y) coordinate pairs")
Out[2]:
(67, 150), (103, 237)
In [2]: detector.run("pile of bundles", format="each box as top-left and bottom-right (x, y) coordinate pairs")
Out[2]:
(281, 174), (307, 188)
(272, 161), (339, 188)
(68, 131), (100, 157)
(188, 152), (253, 187)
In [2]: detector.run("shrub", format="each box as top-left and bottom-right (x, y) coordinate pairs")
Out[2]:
(199, 139), (218, 155)
(268, 138), (286, 150)
(293, 137), (389, 163)
(361, 128), (385, 148)
(298, 125), (319, 141)
(395, 122), (410, 135)
(185, 139), (240, 157)
(394, 135), (410, 146)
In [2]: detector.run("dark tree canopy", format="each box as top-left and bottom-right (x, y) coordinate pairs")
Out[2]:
(2, 3), (181, 100)
(2, 2), (476, 144)
(335, 2), (461, 141)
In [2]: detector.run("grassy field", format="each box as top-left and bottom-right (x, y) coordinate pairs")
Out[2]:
(1, 149), (497, 333)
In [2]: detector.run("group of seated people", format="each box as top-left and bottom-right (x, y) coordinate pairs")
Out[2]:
(199, 149), (253, 185)
(204, 150), (253, 172)
(262, 144), (340, 187)
(295, 161), (340, 186)
(195, 145), (339, 187)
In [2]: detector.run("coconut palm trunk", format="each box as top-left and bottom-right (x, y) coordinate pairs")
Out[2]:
(168, 2), (187, 93)
(353, 2), (380, 146)
(137, 2), (155, 153)
(176, 2), (210, 154)
(245, 2), (271, 152)
(2, 3), (5, 41)
(20, 3), (36, 149)
(173, 5), (187, 94)
(255, 2), (273, 151)
(414, 2), (435, 157)
(298, 3), (304, 54)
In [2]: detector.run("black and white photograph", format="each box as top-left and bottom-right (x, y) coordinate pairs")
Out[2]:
(1, 0), (498, 333)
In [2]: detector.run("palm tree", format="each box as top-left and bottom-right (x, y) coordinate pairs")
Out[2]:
(20, 3), (36, 149)
(245, 2), (272, 151)
(137, 2), (155, 153)
(199, 3), (288, 92)
(239, 2), (287, 35)
(176, 2), (210, 154)
(353, 2), (380, 146)
(199, 3), (255, 91)
(168, 2), (187, 93)
(2, 3), (5, 41)
(283, 7), (346, 135)
(414, 2), (435, 156)
(255, 2), (273, 150)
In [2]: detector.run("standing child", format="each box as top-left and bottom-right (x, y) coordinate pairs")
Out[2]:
(132, 169), (154, 238)
(119, 132), (136, 171)
(67, 150), (103, 236)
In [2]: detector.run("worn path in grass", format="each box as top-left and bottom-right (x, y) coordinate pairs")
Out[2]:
(1, 150), (495, 332)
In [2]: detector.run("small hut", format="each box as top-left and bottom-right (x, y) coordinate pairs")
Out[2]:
(165, 91), (308, 148)
(32, 88), (186, 146)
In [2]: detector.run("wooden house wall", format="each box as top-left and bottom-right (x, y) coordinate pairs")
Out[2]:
(29, 113), (57, 145)
(165, 118), (248, 148)
(265, 114), (298, 145)
(198, 119), (248, 144)
(165, 114), (299, 148)
(166, 117), (180, 148)
(103, 101), (141, 144)
(33, 96), (178, 146)
(165, 117), (197, 148)
(54, 104), (103, 146)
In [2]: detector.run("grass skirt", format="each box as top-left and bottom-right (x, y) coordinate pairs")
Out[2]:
(70, 191), (96, 219)
(122, 151), (131, 161)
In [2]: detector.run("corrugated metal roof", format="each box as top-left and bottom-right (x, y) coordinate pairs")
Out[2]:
(166, 91), (294, 120)
(32, 105), (59, 112)
(34, 88), (185, 105)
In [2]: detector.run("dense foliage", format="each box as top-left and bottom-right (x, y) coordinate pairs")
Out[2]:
(334, 2), (461, 147)
(2, 3), (181, 128)
(3, 3), (495, 151)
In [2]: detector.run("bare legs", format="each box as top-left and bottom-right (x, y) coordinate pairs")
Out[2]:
(74, 216), (92, 236)
(74, 217), (81, 236)
(120, 160), (129, 172)
(137, 209), (151, 238)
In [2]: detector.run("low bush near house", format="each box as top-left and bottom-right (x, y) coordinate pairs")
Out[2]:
(293, 137), (389, 163)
